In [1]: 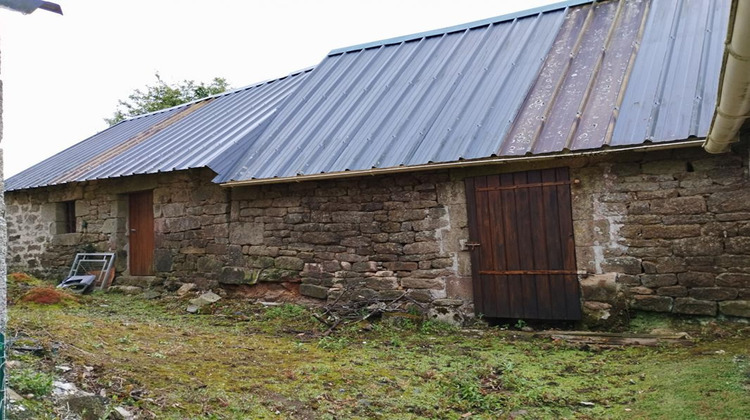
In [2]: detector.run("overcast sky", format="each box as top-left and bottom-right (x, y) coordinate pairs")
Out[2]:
(0, 0), (556, 177)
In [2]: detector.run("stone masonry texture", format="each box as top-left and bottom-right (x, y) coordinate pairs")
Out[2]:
(569, 146), (750, 318)
(5, 145), (750, 319)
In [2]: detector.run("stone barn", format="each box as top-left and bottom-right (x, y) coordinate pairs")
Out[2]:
(6, 0), (750, 324)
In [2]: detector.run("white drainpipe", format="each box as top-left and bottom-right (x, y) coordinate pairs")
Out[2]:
(705, 0), (750, 153)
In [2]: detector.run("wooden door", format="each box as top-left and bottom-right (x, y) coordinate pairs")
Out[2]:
(129, 190), (154, 276)
(465, 168), (581, 320)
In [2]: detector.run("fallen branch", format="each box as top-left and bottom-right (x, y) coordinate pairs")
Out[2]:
(313, 288), (426, 334)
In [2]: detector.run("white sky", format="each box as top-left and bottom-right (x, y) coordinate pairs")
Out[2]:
(0, 0), (556, 177)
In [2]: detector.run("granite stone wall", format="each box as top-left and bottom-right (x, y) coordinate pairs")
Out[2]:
(5, 145), (750, 320)
(569, 146), (750, 319)
(5, 169), (229, 284)
(225, 172), (473, 315)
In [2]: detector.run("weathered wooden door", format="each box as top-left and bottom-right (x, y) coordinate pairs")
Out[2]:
(129, 190), (154, 276)
(465, 168), (581, 320)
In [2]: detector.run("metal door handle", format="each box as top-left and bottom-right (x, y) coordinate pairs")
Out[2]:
(466, 242), (481, 250)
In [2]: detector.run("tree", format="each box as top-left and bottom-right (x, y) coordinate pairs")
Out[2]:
(105, 73), (230, 126)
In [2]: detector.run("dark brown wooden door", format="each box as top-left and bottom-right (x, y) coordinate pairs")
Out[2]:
(466, 168), (581, 320)
(129, 190), (154, 276)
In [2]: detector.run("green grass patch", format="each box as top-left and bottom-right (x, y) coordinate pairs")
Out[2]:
(7, 291), (750, 418)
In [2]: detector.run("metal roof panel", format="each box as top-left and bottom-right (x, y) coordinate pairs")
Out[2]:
(5, 70), (310, 191)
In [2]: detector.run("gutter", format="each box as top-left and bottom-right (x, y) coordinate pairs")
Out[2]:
(221, 139), (704, 187)
(704, 0), (750, 154)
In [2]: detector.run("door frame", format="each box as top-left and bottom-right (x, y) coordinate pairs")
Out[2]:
(465, 168), (582, 320)
(128, 190), (155, 276)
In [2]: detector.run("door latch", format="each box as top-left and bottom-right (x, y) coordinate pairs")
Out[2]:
(466, 242), (481, 250)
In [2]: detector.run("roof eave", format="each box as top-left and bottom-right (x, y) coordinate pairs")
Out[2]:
(220, 139), (705, 188)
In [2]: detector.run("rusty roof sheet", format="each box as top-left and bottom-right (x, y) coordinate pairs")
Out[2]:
(5, 69), (311, 191)
(219, 0), (729, 183)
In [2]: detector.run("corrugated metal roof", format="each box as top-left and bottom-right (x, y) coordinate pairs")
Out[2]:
(5, 69), (311, 191)
(219, 0), (729, 183)
(7, 0), (732, 190)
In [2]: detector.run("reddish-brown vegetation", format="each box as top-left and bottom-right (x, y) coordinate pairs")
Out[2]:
(20, 287), (78, 305)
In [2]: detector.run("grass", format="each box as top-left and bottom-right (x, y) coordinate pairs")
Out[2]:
(6, 285), (750, 419)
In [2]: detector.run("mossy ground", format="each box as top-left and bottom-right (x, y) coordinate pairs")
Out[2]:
(6, 286), (750, 419)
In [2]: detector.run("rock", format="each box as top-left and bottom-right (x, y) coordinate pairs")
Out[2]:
(220, 267), (259, 285)
(189, 291), (221, 307)
(631, 295), (673, 312)
(274, 256), (305, 271)
(62, 395), (108, 420)
(258, 268), (298, 283)
(403, 242), (439, 255)
(689, 287), (738, 301)
(718, 301), (750, 317)
(176, 283), (196, 296)
(7, 388), (24, 402)
(53, 381), (79, 395)
(673, 298), (717, 316)
(111, 406), (135, 420)
(600, 257), (642, 275)
(673, 237), (723, 257)
(432, 299), (464, 307)
(649, 196), (706, 214)
(141, 290), (161, 300)
(716, 273), (750, 288)
(580, 273), (619, 303)
(365, 276), (399, 291)
(678, 272), (715, 287)
(639, 274), (678, 288)
(427, 305), (464, 326)
(300, 283), (329, 299)
(656, 286), (688, 297)
(108, 285), (143, 295)
(400, 278), (444, 289)
(186, 305), (200, 314)
(630, 286), (654, 295)
(583, 301), (612, 321)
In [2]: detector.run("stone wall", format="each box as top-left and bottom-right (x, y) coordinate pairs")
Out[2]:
(226, 172), (473, 317)
(5, 145), (750, 320)
(568, 146), (750, 319)
(5, 169), (229, 283)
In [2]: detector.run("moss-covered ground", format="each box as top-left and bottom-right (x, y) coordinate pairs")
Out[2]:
(6, 281), (750, 419)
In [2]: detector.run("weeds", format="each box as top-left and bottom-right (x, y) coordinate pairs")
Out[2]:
(263, 303), (306, 320)
(6, 288), (750, 419)
(420, 319), (459, 334)
(10, 367), (54, 396)
(317, 335), (351, 350)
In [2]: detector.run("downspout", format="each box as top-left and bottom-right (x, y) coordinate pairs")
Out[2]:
(704, 0), (750, 153)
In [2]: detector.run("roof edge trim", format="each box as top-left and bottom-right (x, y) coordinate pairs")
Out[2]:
(221, 139), (704, 187)
(114, 67), (315, 125)
(328, 0), (593, 56)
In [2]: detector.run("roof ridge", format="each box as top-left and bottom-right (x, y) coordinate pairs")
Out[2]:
(328, 0), (594, 56)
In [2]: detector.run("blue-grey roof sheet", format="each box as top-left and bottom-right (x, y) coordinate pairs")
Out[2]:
(5, 69), (311, 191)
(220, 0), (729, 183)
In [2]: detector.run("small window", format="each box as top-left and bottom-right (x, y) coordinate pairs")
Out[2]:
(61, 201), (76, 233)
